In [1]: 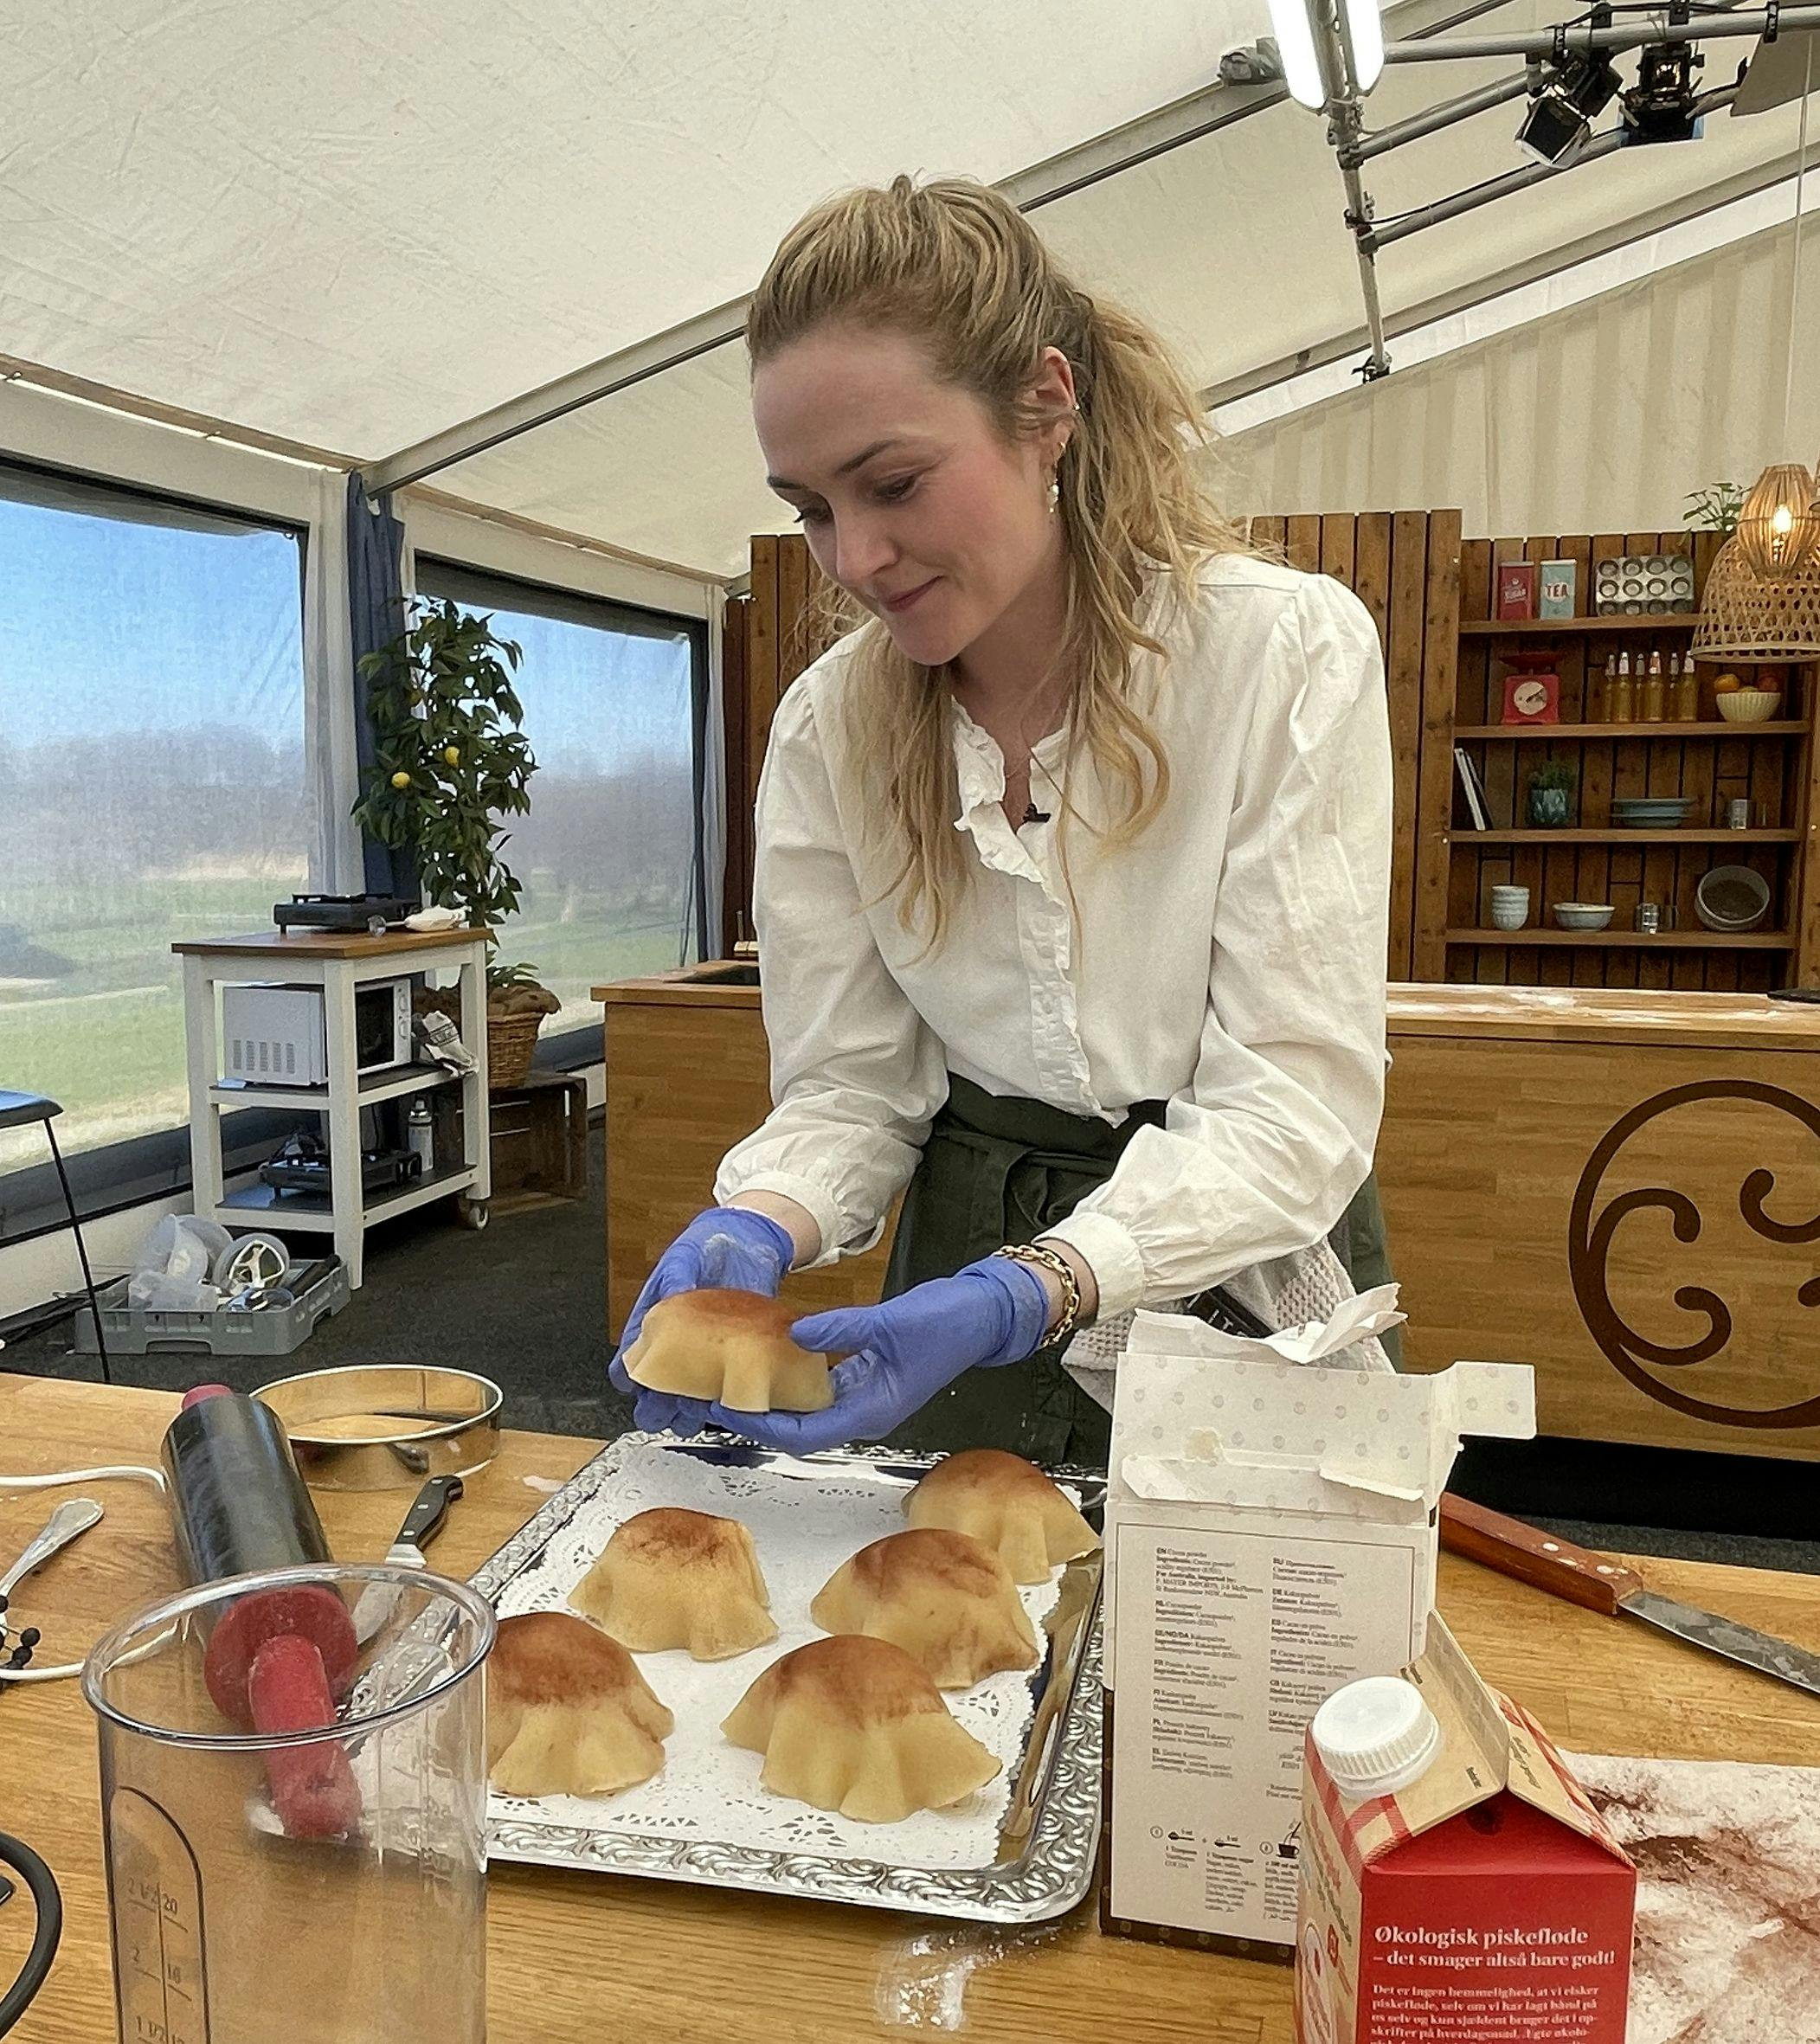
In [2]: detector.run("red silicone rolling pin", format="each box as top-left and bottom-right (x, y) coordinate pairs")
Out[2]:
(161, 1386), (362, 1835)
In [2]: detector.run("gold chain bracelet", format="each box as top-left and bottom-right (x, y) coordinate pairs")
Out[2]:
(991, 1241), (1084, 1349)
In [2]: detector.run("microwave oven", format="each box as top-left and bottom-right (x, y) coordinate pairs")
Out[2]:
(221, 978), (415, 1086)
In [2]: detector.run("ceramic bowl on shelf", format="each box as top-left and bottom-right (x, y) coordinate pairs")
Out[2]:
(1714, 691), (1784, 724)
(1695, 865), (1772, 932)
(1553, 903), (1616, 931)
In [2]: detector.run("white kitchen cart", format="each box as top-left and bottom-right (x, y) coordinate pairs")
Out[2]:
(172, 927), (492, 1289)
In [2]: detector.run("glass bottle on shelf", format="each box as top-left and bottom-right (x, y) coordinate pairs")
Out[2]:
(1641, 648), (1667, 723)
(1611, 652), (1636, 723)
(1673, 651), (1700, 722)
(1601, 652), (1618, 721)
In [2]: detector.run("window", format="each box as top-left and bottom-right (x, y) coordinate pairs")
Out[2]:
(0, 460), (308, 1181)
(415, 559), (705, 1043)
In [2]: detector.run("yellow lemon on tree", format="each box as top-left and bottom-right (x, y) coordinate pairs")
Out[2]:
(443, 746), (461, 767)
(390, 769), (411, 789)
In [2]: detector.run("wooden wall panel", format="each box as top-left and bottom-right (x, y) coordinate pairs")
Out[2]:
(1413, 511), (1463, 982)
(1352, 512), (1392, 642)
(1318, 514), (1356, 590)
(720, 593), (753, 956)
(1284, 514), (1322, 572)
(747, 535), (781, 780)
(777, 533), (809, 685)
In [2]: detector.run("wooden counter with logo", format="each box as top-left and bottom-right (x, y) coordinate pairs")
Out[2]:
(597, 970), (1820, 1461)
(1377, 984), (1820, 1462)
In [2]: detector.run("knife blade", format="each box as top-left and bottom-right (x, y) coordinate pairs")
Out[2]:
(1439, 1493), (1820, 1700)
(351, 1476), (464, 1644)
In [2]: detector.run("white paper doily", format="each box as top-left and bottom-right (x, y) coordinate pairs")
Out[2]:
(489, 1442), (1071, 1871)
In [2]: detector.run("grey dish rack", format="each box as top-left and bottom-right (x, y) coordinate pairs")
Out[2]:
(74, 1255), (350, 1357)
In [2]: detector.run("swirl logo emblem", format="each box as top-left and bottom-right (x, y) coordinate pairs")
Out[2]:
(1568, 1080), (1820, 1429)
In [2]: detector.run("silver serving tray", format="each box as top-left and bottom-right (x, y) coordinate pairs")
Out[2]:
(469, 1433), (1105, 1922)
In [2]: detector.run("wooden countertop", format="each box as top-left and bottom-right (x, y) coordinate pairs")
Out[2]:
(10, 1377), (1818, 2043)
(595, 965), (1820, 1051)
(172, 927), (492, 961)
(595, 963), (762, 1008)
(1383, 982), (1820, 1048)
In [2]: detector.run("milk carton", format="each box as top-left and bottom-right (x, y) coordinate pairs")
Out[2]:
(1297, 1620), (1635, 2044)
(1100, 1297), (1535, 1955)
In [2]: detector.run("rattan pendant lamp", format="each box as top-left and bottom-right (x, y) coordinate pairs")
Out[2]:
(1737, 43), (1819, 579)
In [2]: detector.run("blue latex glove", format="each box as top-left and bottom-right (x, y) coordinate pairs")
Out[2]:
(609, 1205), (796, 1434)
(707, 1254), (1052, 1453)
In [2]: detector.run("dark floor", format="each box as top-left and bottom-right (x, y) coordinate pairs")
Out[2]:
(3, 1142), (634, 1442)
(5, 1141), (1817, 1575)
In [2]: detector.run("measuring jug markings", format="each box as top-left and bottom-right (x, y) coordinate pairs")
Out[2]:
(108, 1787), (209, 2044)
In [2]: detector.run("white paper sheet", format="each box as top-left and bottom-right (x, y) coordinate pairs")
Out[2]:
(488, 1443), (1076, 1872)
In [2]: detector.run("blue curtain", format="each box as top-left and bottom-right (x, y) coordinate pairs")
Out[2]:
(346, 472), (415, 897)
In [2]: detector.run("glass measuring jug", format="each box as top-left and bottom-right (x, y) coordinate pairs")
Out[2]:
(83, 1562), (495, 2044)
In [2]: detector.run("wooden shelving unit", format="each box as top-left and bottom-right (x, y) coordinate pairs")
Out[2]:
(1444, 528), (1820, 993)
(1460, 614), (1698, 638)
(1456, 720), (1804, 739)
(1447, 928), (1794, 949)
(1243, 511), (1820, 993)
(1464, 828), (1798, 845)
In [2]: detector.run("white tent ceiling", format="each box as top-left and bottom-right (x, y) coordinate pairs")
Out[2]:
(3, 1), (1815, 578)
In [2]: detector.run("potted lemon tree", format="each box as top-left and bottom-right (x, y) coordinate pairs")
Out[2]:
(352, 599), (560, 1087)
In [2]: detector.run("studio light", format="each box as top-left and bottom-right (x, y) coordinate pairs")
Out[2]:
(1621, 41), (1705, 145)
(1265, 0), (1386, 110)
(1515, 48), (1624, 165)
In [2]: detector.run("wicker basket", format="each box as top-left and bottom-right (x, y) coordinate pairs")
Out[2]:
(414, 987), (544, 1091)
(485, 1009), (543, 1090)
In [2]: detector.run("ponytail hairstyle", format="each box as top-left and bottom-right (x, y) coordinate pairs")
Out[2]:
(747, 175), (1253, 949)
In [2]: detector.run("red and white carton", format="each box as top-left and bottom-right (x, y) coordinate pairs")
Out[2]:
(1296, 1618), (1635, 2044)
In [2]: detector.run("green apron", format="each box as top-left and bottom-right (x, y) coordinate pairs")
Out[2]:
(879, 1076), (1399, 1462)
(1329, 1173), (1401, 1365)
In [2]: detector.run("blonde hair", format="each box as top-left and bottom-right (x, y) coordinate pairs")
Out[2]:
(748, 175), (1252, 948)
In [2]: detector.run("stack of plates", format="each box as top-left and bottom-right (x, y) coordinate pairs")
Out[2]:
(1612, 797), (1695, 829)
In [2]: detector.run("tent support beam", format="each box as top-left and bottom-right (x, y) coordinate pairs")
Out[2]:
(1201, 143), (1814, 415)
(362, 0), (1515, 494)
(1364, 85), (1740, 251)
(1345, 72), (1532, 165)
(1386, 5), (1820, 61)
(364, 78), (1288, 495)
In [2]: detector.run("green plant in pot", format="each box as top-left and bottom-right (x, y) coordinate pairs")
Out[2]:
(1526, 760), (1575, 828)
(352, 598), (560, 1086)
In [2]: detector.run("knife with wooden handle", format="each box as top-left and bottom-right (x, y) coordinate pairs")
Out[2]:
(1439, 1493), (1820, 1700)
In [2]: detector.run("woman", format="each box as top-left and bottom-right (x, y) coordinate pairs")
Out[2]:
(609, 177), (1392, 1465)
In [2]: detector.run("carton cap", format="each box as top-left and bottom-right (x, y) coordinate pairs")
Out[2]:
(1312, 1676), (1441, 1798)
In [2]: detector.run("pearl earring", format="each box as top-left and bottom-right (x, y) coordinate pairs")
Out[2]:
(1047, 476), (1060, 514)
